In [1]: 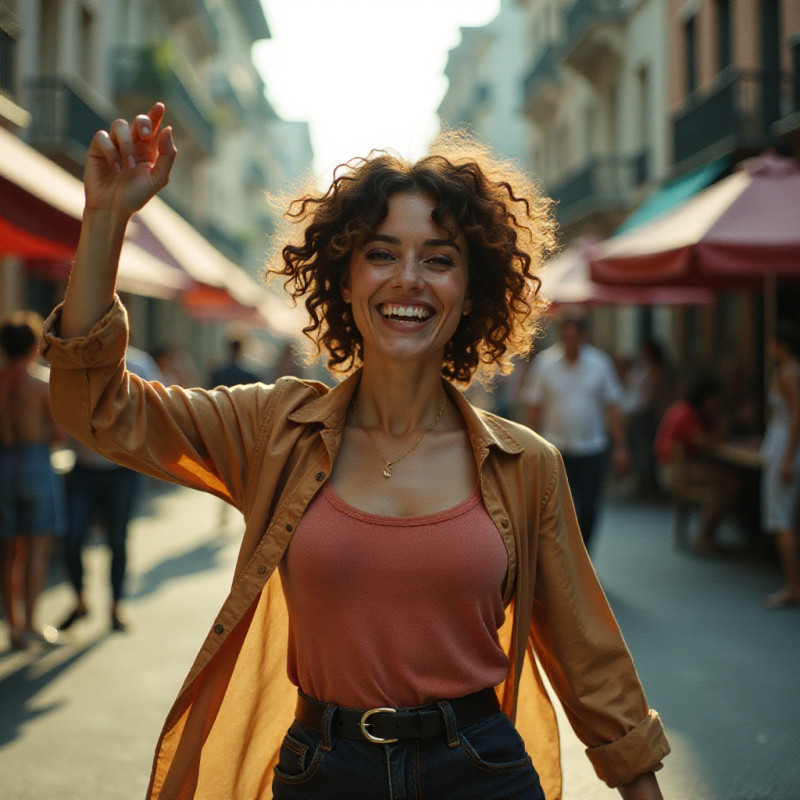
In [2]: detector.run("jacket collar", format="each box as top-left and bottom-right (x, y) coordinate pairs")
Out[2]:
(288, 369), (523, 455)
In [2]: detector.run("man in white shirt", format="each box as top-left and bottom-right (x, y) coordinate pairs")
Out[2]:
(522, 316), (630, 550)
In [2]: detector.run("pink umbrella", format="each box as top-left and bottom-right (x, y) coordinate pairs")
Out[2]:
(541, 237), (714, 307)
(589, 153), (800, 288)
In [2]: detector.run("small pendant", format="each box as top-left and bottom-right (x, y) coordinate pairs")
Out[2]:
(383, 464), (392, 479)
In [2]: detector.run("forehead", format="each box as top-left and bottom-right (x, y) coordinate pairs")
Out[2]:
(375, 192), (459, 240)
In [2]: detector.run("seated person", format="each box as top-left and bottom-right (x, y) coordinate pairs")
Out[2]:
(654, 377), (740, 554)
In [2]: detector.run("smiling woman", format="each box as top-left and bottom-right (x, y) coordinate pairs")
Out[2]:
(271, 133), (555, 384)
(42, 105), (669, 800)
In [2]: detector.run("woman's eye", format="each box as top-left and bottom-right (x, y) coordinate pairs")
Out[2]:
(365, 248), (394, 262)
(426, 254), (455, 268)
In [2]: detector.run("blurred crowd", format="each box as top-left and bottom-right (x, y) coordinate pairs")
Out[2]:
(2, 305), (799, 652)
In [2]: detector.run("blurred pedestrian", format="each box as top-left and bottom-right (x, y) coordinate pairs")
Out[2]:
(0, 311), (64, 649)
(521, 313), (630, 549)
(57, 346), (162, 633)
(208, 326), (262, 388)
(624, 339), (671, 498)
(761, 321), (800, 607)
(42, 103), (667, 800)
(654, 377), (740, 554)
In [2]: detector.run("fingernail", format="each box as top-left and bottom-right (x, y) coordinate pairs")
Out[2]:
(141, 124), (150, 136)
(127, 155), (136, 169)
(114, 160), (123, 173)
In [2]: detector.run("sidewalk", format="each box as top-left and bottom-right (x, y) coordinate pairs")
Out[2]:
(0, 483), (798, 799)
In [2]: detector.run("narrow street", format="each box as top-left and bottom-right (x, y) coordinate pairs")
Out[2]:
(0, 482), (797, 800)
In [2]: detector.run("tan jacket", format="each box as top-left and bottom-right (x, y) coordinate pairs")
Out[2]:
(43, 298), (669, 800)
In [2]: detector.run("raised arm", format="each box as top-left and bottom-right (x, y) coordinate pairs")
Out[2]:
(60, 103), (177, 339)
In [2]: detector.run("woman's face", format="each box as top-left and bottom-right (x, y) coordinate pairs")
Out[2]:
(342, 191), (470, 370)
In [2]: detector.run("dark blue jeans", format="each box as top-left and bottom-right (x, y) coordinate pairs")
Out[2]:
(272, 704), (546, 800)
(561, 448), (609, 550)
(64, 465), (142, 602)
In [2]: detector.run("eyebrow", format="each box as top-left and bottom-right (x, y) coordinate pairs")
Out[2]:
(368, 234), (462, 254)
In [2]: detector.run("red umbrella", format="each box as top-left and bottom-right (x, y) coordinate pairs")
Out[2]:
(542, 237), (714, 307)
(589, 154), (800, 288)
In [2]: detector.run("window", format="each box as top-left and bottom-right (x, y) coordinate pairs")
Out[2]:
(39, 0), (59, 75)
(79, 7), (94, 82)
(716, 0), (732, 71)
(684, 15), (698, 94)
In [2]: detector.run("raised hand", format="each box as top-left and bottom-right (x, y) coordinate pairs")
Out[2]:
(84, 102), (177, 216)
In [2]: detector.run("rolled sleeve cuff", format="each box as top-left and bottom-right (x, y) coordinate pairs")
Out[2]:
(41, 296), (128, 369)
(585, 709), (671, 788)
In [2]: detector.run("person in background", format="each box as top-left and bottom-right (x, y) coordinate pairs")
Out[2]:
(653, 377), (740, 554)
(57, 345), (162, 633)
(0, 311), (64, 649)
(760, 321), (800, 607)
(521, 314), (630, 550)
(208, 327), (262, 388)
(624, 339), (671, 498)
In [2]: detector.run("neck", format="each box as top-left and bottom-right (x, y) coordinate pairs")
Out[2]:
(354, 359), (449, 437)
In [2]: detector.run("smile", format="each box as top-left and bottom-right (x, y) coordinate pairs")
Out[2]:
(378, 303), (434, 322)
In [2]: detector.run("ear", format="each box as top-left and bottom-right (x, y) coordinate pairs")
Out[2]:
(340, 271), (351, 304)
(462, 298), (473, 316)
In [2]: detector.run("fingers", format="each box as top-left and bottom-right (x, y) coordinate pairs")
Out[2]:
(91, 130), (123, 173)
(150, 127), (177, 188)
(110, 118), (137, 170)
(132, 103), (165, 143)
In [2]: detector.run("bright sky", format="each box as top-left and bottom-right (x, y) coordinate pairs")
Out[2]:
(255, 0), (500, 186)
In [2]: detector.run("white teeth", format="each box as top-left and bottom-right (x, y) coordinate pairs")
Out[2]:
(380, 304), (432, 320)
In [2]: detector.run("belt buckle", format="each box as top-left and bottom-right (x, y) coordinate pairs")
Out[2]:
(359, 707), (398, 744)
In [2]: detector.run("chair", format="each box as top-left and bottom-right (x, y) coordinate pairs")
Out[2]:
(663, 443), (704, 550)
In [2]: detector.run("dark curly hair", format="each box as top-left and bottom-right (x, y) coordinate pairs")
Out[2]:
(266, 133), (558, 384)
(1, 311), (43, 360)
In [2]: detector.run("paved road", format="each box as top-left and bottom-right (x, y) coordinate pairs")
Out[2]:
(0, 483), (797, 799)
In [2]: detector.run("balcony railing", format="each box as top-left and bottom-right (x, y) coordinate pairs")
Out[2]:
(633, 149), (650, 186)
(27, 77), (112, 163)
(0, 14), (20, 97)
(551, 155), (635, 221)
(114, 45), (214, 154)
(524, 44), (559, 106)
(566, 0), (624, 37)
(672, 67), (789, 167)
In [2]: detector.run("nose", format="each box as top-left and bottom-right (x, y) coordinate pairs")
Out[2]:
(392, 253), (424, 290)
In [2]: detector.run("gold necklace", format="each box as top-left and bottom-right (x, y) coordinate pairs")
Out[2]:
(352, 395), (448, 479)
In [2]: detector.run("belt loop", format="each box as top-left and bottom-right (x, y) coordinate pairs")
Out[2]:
(437, 700), (460, 749)
(320, 703), (337, 752)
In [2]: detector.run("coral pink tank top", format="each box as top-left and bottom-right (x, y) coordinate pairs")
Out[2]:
(279, 483), (509, 709)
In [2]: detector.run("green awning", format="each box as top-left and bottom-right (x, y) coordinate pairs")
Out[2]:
(615, 155), (731, 234)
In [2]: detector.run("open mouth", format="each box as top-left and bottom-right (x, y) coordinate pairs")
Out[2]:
(378, 303), (434, 323)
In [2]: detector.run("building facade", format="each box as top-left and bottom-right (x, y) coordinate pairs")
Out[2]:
(0, 0), (312, 371)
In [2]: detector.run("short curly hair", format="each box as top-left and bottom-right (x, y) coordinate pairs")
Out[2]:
(268, 133), (557, 384)
(0, 311), (43, 360)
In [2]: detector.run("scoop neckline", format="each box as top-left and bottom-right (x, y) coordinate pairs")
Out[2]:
(321, 482), (482, 526)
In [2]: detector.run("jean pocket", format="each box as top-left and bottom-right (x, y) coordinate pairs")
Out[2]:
(457, 712), (533, 773)
(273, 722), (324, 784)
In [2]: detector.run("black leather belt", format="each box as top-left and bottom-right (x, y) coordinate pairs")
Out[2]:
(295, 688), (500, 744)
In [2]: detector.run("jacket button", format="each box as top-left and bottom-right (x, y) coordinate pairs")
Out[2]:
(257, 564), (267, 575)
(214, 624), (224, 635)
(285, 523), (293, 532)
(315, 472), (325, 481)
(501, 518), (509, 528)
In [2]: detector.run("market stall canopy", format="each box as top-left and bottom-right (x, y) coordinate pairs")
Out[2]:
(0, 126), (189, 298)
(0, 127), (294, 319)
(131, 199), (305, 336)
(614, 156), (730, 235)
(0, 126), (82, 257)
(590, 154), (800, 287)
(540, 237), (714, 306)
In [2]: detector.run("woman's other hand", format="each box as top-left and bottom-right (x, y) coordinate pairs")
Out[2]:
(84, 102), (177, 216)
